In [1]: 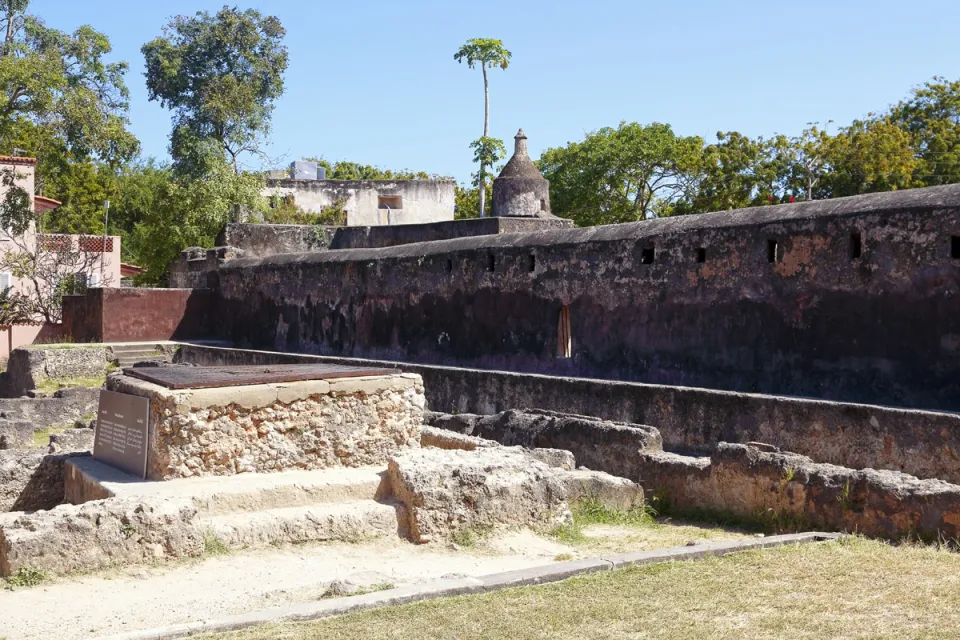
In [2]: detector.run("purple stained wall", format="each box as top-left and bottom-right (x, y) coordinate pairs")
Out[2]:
(213, 185), (960, 412)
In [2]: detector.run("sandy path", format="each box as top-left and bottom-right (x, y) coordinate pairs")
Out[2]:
(0, 533), (573, 640)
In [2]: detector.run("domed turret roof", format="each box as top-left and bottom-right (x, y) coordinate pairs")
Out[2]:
(497, 129), (546, 180)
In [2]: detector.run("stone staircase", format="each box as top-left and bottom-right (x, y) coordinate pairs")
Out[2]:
(109, 344), (174, 368)
(65, 459), (408, 550)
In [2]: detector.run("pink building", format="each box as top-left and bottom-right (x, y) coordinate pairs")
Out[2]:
(0, 156), (121, 356)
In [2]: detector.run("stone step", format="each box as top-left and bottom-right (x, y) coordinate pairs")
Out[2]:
(65, 458), (390, 516)
(201, 500), (407, 548)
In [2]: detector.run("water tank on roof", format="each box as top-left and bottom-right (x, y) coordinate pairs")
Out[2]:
(290, 160), (319, 180)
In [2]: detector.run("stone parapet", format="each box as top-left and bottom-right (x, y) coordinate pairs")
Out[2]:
(106, 372), (425, 480)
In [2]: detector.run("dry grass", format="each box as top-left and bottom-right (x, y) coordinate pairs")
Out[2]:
(203, 536), (960, 640)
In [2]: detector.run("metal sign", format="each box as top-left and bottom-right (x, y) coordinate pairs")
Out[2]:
(93, 390), (150, 479)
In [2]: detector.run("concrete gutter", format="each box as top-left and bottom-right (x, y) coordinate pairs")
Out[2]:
(98, 532), (844, 640)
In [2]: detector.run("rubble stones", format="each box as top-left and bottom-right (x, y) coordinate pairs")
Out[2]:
(387, 447), (571, 544)
(428, 409), (662, 480)
(0, 496), (203, 576)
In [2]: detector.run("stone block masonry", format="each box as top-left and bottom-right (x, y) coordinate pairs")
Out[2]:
(106, 373), (425, 480)
(215, 184), (960, 412)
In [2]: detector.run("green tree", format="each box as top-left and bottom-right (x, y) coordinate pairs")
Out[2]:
(679, 131), (783, 213)
(142, 6), (288, 176)
(891, 77), (960, 186)
(309, 159), (433, 181)
(129, 164), (266, 285)
(454, 183), (482, 219)
(0, 0), (138, 181)
(539, 122), (703, 225)
(819, 118), (917, 197)
(454, 38), (511, 217)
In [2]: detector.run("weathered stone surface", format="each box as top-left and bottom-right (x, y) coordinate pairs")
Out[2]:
(419, 425), (498, 451)
(423, 411), (481, 434)
(180, 345), (960, 486)
(563, 469), (646, 511)
(204, 500), (403, 548)
(527, 448), (576, 471)
(433, 410), (662, 481)
(107, 373), (425, 480)
(0, 450), (89, 512)
(387, 447), (570, 544)
(637, 443), (960, 540)
(0, 496), (203, 576)
(0, 420), (35, 450)
(211, 184), (960, 413)
(47, 427), (95, 454)
(326, 571), (394, 596)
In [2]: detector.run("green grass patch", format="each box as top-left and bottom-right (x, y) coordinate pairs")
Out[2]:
(35, 374), (107, 395)
(548, 497), (657, 544)
(4, 566), (48, 590)
(200, 537), (960, 640)
(31, 424), (68, 448)
(203, 532), (232, 557)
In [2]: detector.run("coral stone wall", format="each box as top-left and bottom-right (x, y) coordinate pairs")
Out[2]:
(107, 373), (424, 480)
(215, 185), (960, 411)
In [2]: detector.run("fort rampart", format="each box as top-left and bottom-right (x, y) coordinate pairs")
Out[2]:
(214, 185), (960, 411)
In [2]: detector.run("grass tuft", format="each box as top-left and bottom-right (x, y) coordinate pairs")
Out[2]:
(450, 523), (493, 548)
(548, 497), (657, 544)
(5, 566), (47, 590)
(203, 532), (231, 557)
(31, 424), (67, 448)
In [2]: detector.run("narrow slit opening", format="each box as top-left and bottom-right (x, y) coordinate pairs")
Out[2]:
(696, 247), (706, 263)
(487, 254), (495, 272)
(850, 232), (862, 260)
(641, 247), (655, 265)
(557, 306), (572, 358)
(767, 239), (779, 263)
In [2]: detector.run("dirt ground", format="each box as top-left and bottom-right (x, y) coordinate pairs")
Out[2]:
(0, 521), (747, 640)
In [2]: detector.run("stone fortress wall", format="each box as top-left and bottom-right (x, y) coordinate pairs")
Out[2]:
(214, 184), (960, 412)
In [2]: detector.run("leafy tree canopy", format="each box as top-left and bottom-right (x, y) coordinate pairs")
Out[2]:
(539, 122), (704, 225)
(142, 6), (288, 176)
(0, 0), (138, 183)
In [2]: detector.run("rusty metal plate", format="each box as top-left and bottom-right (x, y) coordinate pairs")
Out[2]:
(123, 364), (397, 390)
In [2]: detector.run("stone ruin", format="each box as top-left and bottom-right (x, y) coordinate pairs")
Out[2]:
(11, 146), (960, 580)
(0, 363), (644, 577)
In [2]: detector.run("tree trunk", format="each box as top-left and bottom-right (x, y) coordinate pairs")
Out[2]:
(4, 8), (14, 56)
(479, 64), (489, 218)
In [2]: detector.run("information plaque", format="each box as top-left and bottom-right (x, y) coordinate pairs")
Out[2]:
(93, 390), (150, 479)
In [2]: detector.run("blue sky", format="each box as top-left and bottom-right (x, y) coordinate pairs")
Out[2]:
(30, 0), (960, 184)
